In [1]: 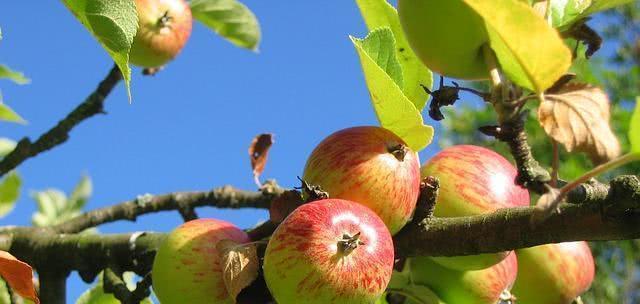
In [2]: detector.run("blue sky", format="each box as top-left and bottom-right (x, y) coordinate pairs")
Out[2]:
(0, 1), (448, 301)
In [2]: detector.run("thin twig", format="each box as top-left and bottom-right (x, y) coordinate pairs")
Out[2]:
(0, 64), (122, 177)
(53, 185), (282, 233)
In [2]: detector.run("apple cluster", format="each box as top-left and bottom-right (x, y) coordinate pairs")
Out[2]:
(148, 126), (595, 304)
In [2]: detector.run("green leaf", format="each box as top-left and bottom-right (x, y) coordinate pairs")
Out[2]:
(630, 97), (640, 154)
(0, 138), (16, 158)
(76, 272), (153, 304)
(31, 189), (67, 227)
(547, 0), (592, 29)
(0, 64), (30, 85)
(465, 0), (572, 92)
(584, 0), (636, 15)
(70, 175), (93, 211)
(190, 0), (261, 51)
(356, 28), (403, 88)
(0, 171), (21, 218)
(0, 102), (26, 124)
(62, 0), (137, 99)
(352, 28), (434, 151)
(355, 0), (432, 110)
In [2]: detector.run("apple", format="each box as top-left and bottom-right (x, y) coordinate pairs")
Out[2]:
(512, 241), (595, 304)
(152, 218), (249, 304)
(302, 126), (421, 234)
(263, 199), (395, 304)
(398, 0), (489, 80)
(409, 252), (518, 304)
(129, 0), (192, 68)
(421, 145), (530, 270)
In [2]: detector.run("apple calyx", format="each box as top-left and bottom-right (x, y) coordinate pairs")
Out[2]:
(337, 232), (365, 256)
(157, 10), (174, 29)
(387, 142), (408, 161)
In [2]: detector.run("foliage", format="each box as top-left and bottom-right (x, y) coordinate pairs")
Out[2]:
(441, 3), (640, 302)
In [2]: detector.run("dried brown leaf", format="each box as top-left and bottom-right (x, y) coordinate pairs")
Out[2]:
(538, 83), (620, 164)
(0, 251), (39, 304)
(217, 239), (259, 302)
(248, 134), (274, 187)
(269, 190), (304, 223)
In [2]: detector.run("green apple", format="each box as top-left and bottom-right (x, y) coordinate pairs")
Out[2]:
(409, 253), (518, 304)
(263, 199), (395, 304)
(302, 126), (421, 235)
(421, 145), (530, 271)
(152, 218), (249, 304)
(398, 0), (489, 79)
(512, 242), (595, 304)
(129, 0), (192, 68)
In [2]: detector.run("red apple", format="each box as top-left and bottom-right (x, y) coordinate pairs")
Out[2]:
(263, 199), (395, 304)
(512, 241), (595, 304)
(302, 126), (421, 234)
(409, 252), (518, 304)
(421, 145), (530, 270)
(129, 0), (192, 68)
(152, 218), (249, 303)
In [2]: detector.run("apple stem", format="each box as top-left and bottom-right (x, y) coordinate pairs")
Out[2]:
(337, 232), (365, 256)
(388, 143), (408, 161)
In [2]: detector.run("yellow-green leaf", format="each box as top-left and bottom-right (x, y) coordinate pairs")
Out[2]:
(0, 172), (21, 218)
(62, 0), (137, 100)
(0, 103), (26, 124)
(0, 138), (16, 158)
(352, 29), (433, 151)
(355, 0), (432, 109)
(630, 97), (640, 154)
(465, 0), (572, 92)
(0, 64), (30, 85)
(190, 0), (261, 51)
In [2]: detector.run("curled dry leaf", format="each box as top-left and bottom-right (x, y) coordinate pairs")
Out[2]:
(248, 134), (274, 187)
(217, 239), (259, 302)
(0, 251), (39, 304)
(538, 83), (621, 164)
(269, 190), (304, 223)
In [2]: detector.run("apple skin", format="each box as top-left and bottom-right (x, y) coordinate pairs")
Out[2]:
(421, 145), (530, 270)
(129, 0), (192, 68)
(263, 199), (395, 304)
(398, 0), (489, 80)
(302, 126), (421, 235)
(409, 252), (518, 304)
(512, 241), (595, 304)
(152, 218), (249, 304)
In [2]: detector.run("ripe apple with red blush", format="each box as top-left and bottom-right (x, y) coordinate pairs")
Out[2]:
(302, 126), (421, 234)
(130, 0), (192, 68)
(421, 145), (530, 270)
(408, 252), (518, 304)
(263, 199), (395, 304)
(152, 218), (249, 304)
(512, 241), (595, 304)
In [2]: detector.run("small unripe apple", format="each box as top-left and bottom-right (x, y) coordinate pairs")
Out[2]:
(302, 126), (421, 234)
(263, 199), (395, 304)
(512, 242), (595, 304)
(409, 253), (518, 304)
(129, 0), (192, 68)
(152, 218), (249, 304)
(421, 145), (530, 270)
(398, 0), (489, 80)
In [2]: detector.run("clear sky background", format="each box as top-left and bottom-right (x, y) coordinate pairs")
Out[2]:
(0, 1), (449, 301)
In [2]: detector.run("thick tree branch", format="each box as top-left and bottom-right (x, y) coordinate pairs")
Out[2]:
(39, 270), (67, 304)
(53, 185), (282, 234)
(0, 176), (637, 278)
(0, 64), (122, 177)
(394, 175), (640, 257)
